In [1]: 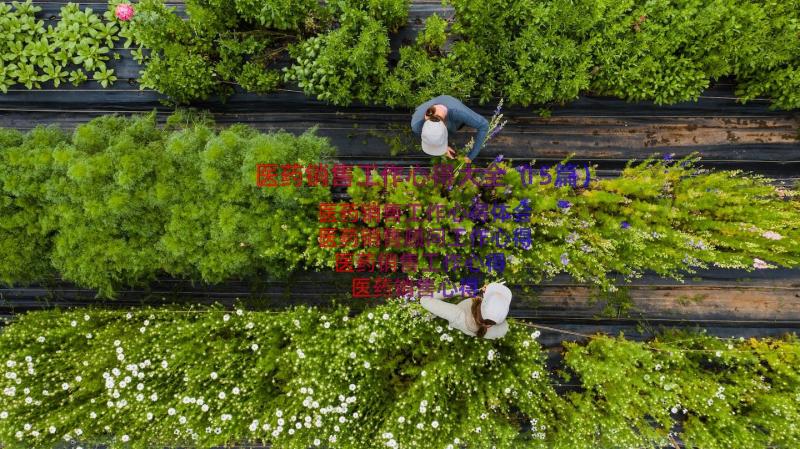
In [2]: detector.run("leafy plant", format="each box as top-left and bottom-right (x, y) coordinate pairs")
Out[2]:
(284, 8), (390, 105)
(333, 0), (411, 33)
(418, 13), (448, 53)
(123, 0), (330, 104)
(0, 112), (334, 297)
(0, 303), (797, 448)
(379, 40), (493, 108)
(339, 153), (800, 293)
(0, 0), (122, 92)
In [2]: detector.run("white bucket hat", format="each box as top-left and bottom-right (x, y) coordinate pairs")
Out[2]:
(421, 120), (448, 156)
(481, 283), (512, 323)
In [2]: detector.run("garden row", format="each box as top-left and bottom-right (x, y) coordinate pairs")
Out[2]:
(1, 111), (798, 297)
(3, 0), (799, 109)
(0, 301), (798, 449)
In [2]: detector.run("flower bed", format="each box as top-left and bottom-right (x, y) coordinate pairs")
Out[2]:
(337, 153), (799, 292)
(109, 0), (800, 109)
(0, 112), (798, 297)
(0, 111), (334, 297)
(0, 302), (797, 448)
(5, 0), (798, 109)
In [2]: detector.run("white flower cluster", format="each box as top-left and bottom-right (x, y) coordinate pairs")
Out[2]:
(381, 431), (398, 448)
(714, 386), (726, 400)
(530, 418), (546, 439)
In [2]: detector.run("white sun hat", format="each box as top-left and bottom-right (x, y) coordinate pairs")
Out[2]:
(420, 120), (448, 156)
(481, 283), (512, 323)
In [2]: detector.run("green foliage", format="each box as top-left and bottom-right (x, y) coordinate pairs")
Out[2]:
(0, 0), (122, 92)
(125, 0), (321, 104)
(333, 0), (410, 32)
(379, 41), (493, 108)
(0, 112), (334, 297)
(731, 0), (800, 110)
(232, 0), (320, 30)
(0, 126), (67, 284)
(0, 303), (798, 448)
(418, 13), (447, 53)
(558, 331), (800, 449)
(284, 9), (390, 105)
(340, 154), (800, 292)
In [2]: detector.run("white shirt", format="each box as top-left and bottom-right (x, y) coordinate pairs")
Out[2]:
(419, 291), (509, 339)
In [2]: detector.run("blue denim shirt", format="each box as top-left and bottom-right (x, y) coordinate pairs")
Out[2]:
(410, 95), (490, 161)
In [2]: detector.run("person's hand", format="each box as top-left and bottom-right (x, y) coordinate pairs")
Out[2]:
(445, 146), (456, 159)
(463, 156), (472, 164)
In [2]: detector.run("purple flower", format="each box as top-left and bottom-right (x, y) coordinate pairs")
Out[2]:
(493, 102), (503, 116)
(663, 153), (674, 162)
(557, 200), (571, 209)
(621, 221), (630, 229)
(494, 154), (504, 163)
(566, 232), (578, 244)
(560, 253), (569, 266)
(488, 124), (505, 140)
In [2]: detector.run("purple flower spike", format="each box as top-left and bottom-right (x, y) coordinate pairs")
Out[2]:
(557, 200), (571, 209)
(621, 221), (630, 229)
(494, 154), (504, 163)
(489, 125), (505, 140)
(560, 253), (569, 266)
(494, 102), (502, 116)
(663, 153), (674, 162)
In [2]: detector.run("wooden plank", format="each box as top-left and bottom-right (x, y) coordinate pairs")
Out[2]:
(1, 109), (797, 176)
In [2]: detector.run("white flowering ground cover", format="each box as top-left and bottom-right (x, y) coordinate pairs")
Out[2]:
(0, 301), (798, 449)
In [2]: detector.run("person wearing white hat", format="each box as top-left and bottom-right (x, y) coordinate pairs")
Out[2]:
(411, 95), (490, 163)
(419, 282), (512, 339)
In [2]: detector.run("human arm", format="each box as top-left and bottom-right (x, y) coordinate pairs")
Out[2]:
(411, 115), (425, 136)
(419, 290), (466, 323)
(466, 113), (490, 161)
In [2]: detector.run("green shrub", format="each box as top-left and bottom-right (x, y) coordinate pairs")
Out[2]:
(0, 0), (121, 92)
(379, 41), (492, 107)
(0, 303), (797, 448)
(0, 112), (334, 297)
(334, 0), (410, 32)
(340, 154), (800, 292)
(124, 0), (321, 103)
(232, 0), (321, 30)
(588, 0), (733, 105)
(48, 113), (169, 297)
(0, 126), (67, 284)
(418, 13), (448, 52)
(120, 0), (799, 109)
(732, 0), (800, 110)
(284, 9), (391, 105)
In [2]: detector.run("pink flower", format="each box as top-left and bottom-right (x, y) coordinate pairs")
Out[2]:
(753, 258), (769, 269)
(761, 231), (783, 240)
(115, 3), (135, 21)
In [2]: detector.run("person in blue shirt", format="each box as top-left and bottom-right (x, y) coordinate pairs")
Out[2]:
(410, 95), (490, 163)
